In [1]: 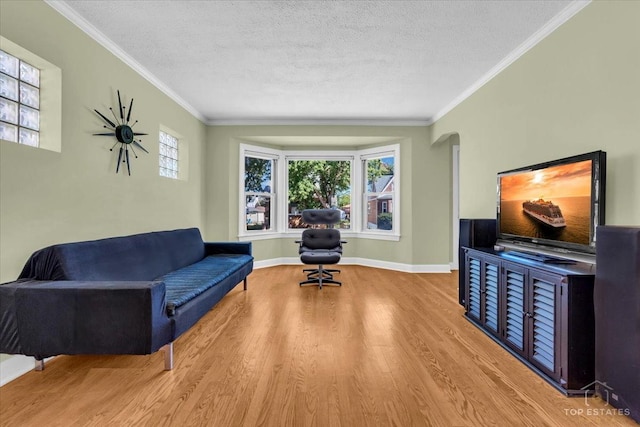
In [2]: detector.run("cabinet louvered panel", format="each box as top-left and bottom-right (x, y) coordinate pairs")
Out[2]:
(468, 258), (481, 319)
(532, 278), (555, 373)
(484, 263), (499, 332)
(505, 270), (525, 351)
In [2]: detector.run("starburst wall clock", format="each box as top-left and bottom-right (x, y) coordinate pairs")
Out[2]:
(93, 90), (148, 175)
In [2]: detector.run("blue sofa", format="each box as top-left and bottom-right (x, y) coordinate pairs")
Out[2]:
(0, 228), (253, 371)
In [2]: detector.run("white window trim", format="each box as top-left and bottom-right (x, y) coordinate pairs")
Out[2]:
(239, 144), (282, 239)
(358, 143), (401, 239)
(238, 143), (400, 242)
(284, 151), (355, 233)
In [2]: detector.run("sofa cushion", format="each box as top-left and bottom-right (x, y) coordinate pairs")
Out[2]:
(159, 254), (253, 314)
(19, 228), (205, 281)
(171, 260), (253, 339)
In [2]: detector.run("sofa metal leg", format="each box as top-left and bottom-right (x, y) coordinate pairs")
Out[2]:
(244, 277), (247, 291)
(162, 343), (174, 370)
(34, 359), (45, 371)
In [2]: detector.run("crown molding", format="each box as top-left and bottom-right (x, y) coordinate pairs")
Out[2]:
(206, 118), (432, 127)
(44, 0), (207, 123)
(431, 0), (591, 124)
(46, 0), (589, 129)
(45, 0), (432, 128)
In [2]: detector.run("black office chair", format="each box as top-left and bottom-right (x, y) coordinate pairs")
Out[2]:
(296, 209), (345, 289)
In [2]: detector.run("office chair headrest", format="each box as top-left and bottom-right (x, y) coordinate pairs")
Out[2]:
(301, 209), (341, 225)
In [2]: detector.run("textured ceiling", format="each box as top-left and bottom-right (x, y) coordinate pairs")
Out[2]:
(53, 0), (583, 124)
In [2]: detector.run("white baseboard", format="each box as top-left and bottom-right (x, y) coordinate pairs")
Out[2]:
(254, 257), (451, 273)
(1, 355), (36, 386)
(254, 257), (296, 269)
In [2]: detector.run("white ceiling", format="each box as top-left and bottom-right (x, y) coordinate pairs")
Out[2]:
(51, 0), (587, 125)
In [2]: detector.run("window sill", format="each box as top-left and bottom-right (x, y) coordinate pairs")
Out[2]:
(238, 231), (400, 242)
(354, 232), (400, 241)
(238, 232), (281, 242)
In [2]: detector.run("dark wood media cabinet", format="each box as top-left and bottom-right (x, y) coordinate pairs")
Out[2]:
(462, 247), (596, 395)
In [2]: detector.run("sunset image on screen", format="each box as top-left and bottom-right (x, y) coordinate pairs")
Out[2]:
(500, 160), (592, 201)
(499, 159), (593, 245)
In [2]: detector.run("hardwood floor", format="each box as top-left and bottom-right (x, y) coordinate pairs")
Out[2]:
(0, 265), (635, 426)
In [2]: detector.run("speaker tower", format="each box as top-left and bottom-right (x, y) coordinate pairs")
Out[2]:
(458, 219), (496, 306)
(594, 226), (640, 422)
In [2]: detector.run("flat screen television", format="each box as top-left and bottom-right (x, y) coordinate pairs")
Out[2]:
(497, 150), (606, 258)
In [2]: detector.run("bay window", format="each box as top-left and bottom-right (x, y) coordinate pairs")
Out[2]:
(239, 143), (399, 240)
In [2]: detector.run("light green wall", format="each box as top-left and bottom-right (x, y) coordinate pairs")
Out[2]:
(0, 1), (207, 283)
(432, 0), (640, 225)
(206, 125), (452, 265)
(2, 0), (635, 280)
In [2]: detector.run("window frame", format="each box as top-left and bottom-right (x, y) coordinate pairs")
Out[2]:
(0, 36), (61, 153)
(358, 144), (400, 240)
(284, 152), (355, 232)
(159, 129), (179, 179)
(158, 125), (188, 181)
(0, 49), (40, 146)
(238, 143), (400, 241)
(239, 144), (281, 239)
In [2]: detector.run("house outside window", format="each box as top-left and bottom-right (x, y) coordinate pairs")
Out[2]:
(242, 147), (279, 234)
(0, 49), (40, 147)
(159, 130), (179, 179)
(360, 144), (399, 235)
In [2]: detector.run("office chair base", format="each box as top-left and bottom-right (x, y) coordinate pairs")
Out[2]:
(300, 278), (342, 289)
(300, 265), (342, 289)
(303, 268), (341, 277)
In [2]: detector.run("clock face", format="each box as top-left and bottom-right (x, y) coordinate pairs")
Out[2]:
(116, 125), (134, 144)
(93, 90), (148, 175)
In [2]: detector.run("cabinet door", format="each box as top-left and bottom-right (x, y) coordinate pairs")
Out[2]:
(501, 262), (528, 358)
(465, 253), (500, 337)
(465, 253), (482, 323)
(482, 259), (501, 336)
(528, 270), (562, 381)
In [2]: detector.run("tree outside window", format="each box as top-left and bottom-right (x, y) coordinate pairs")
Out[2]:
(288, 160), (351, 229)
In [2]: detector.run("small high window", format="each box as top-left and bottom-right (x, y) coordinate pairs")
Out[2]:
(0, 50), (40, 147)
(159, 130), (179, 179)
